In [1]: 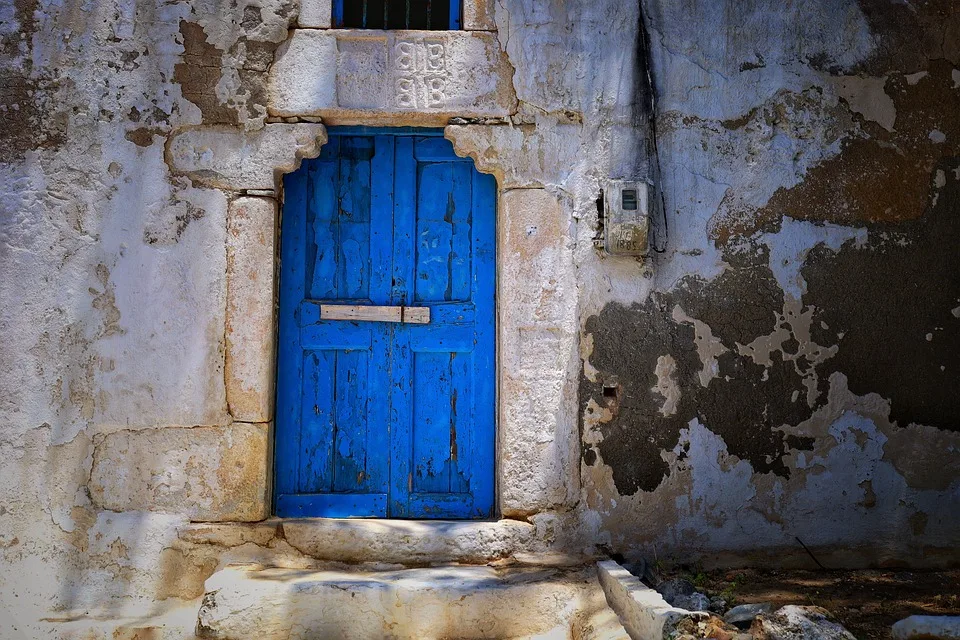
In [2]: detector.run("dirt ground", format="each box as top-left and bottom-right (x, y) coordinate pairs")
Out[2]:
(690, 568), (960, 639)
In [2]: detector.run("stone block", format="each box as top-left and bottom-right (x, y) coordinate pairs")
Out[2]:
(178, 520), (282, 548)
(498, 189), (580, 516)
(463, 0), (496, 31)
(89, 424), (270, 522)
(42, 604), (201, 640)
(168, 124), (327, 191)
(268, 30), (517, 123)
(226, 197), (277, 423)
(298, 0), (331, 28)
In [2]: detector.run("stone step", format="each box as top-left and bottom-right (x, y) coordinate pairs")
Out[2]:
(196, 563), (629, 640)
(179, 517), (591, 567)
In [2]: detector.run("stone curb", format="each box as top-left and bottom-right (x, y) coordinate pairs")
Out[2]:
(596, 559), (706, 640)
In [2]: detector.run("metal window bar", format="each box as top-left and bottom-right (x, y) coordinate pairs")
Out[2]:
(333, 0), (461, 30)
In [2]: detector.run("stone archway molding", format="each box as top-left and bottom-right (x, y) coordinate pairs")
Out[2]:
(168, 123), (328, 194)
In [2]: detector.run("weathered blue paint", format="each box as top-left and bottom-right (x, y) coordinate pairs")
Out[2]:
(275, 129), (496, 519)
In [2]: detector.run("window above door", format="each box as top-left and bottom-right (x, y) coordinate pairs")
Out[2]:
(333, 0), (462, 30)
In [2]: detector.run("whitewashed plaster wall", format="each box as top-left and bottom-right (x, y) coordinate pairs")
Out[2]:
(1, 0), (959, 630)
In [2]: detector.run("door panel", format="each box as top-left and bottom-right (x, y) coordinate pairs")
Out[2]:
(414, 161), (473, 303)
(276, 130), (495, 519)
(411, 350), (456, 494)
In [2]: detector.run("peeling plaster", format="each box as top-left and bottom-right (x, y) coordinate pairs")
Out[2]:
(671, 305), (727, 388)
(651, 355), (680, 417)
(829, 75), (896, 132)
(757, 217), (867, 301)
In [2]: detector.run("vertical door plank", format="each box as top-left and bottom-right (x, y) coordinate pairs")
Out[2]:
(392, 136), (416, 308)
(415, 162), (454, 302)
(449, 162), (473, 302)
(308, 144), (340, 300)
(365, 135), (396, 495)
(468, 170), (498, 517)
(337, 140), (373, 300)
(275, 166), (309, 499)
(299, 349), (336, 493)
(332, 348), (370, 492)
(369, 135), (395, 306)
(412, 350), (453, 493)
(450, 350), (473, 494)
(389, 135), (417, 517)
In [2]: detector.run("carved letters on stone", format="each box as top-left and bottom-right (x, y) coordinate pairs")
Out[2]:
(268, 30), (517, 118)
(393, 39), (448, 110)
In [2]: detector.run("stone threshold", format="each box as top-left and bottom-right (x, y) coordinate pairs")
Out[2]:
(178, 517), (587, 566)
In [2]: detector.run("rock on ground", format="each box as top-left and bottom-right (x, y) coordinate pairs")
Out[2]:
(709, 596), (728, 613)
(673, 592), (712, 612)
(892, 616), (960, 640)
(752, 606), (856, 640)
(724, 603), (774, 628)
(669, 615), (749, 640)
(658, 578), (697, 604)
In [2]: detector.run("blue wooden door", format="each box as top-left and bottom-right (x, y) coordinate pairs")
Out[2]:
(275, 129), (496, 519)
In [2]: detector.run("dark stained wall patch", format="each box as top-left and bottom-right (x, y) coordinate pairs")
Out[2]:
(582, 156), (960, 496)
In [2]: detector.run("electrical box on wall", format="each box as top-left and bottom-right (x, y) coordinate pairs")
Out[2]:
(603, 180), (650, 257)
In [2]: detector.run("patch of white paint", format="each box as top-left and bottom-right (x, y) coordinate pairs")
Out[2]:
(935, 169), (947, 188)
(652, 355), (681, 416)
(644, 0), (876, 120)
(758, 216), (868, 300)
(905, 71), (928, 85)
(655, 83), (856, 287)
(830, 75), (896, 131)
(586, 378), (960, 559)
(672, 305), (729, 387)
(738, 298), (839, 407)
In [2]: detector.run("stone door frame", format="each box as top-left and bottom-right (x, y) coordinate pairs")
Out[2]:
(168, 120), (583, 522)
(168, 17), (582, 523)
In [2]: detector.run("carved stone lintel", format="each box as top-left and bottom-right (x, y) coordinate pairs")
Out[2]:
(268, 30), (516, 124)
